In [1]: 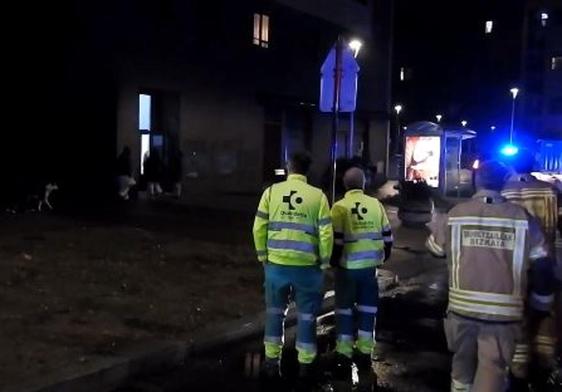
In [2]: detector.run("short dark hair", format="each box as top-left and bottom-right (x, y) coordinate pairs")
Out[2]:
(510, 148), (535, 174)
(288, 152), (312, 175)
(475, 160), (510, 191)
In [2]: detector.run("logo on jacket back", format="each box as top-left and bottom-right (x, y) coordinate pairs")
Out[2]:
(351, 202), (368, 221)
(283, 191), (303, 211)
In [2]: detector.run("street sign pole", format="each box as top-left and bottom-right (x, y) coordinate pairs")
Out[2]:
(349, 111), (355, 158)
(320, 37), (359, 203)
(331, 37), (344, 204)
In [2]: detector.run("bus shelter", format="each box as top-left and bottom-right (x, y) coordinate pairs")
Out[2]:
(403, 121), (477, 196)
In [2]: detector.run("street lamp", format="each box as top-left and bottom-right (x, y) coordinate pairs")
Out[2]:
(349, 39), (363, 58)
(461, 120), (468, 127)
(509, 87), (519, 144)
(347, 39), (363, 158)
(436, 114), (443, 123)
(393, 105), (403, 156)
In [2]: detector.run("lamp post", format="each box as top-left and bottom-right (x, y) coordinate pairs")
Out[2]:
(386, 104), (403, 178)
(394, 104), (403, 155)
(348, 39), (362, 158)
(436, 114), (443, 123)
(509, 87), (519, 144)
(461, 120), (468, 127)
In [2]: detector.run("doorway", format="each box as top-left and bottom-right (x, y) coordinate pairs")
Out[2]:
(137, 90), (180, 190)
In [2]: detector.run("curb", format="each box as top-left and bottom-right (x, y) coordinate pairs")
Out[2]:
(21, 274), (396, 392)
(21, 296), (336, 392)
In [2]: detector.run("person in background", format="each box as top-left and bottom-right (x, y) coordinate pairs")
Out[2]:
(144, 148), (163, 198)
(501, 148), (561, 391)
(169, 149), (183, 199)
(116, 146), (135, 200)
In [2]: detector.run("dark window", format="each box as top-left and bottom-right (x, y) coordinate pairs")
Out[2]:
(549, 97), (562, 114)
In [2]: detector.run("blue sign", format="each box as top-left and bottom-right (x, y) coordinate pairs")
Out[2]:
(319, 45), (360, 113)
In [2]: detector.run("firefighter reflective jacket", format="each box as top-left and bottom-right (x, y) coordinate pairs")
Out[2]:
(332, 189), (392, 269)
(502, 173), (560, 251)
(253, 174), (333, 268)
(426, 190), (551, 322)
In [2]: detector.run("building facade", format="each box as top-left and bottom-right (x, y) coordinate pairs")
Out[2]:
(521, 0), (562, 141)
(6, 0), (392, 208)
(102, 0), (392, 208)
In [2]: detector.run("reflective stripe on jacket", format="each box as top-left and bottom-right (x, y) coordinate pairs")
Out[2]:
(253, 174), (333, 267)
(502, 174), (559, 249)
(331, 189), (392, 269)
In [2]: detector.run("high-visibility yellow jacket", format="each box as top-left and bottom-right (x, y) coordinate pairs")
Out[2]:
(253, 174), (333, 268)
(332, 189), (392, 269)
(426, 190), (551, 322)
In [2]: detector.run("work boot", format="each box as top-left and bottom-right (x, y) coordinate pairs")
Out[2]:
(355, 353), (377, 392)
(529, 365), (553, 392)
(544, 364), (561, 392)
(508, 375), (530, 392)
(333, 354), (353, 381)
(331, 354), (352, 392)
(259, 359), (283, 392)
(260, 358), (281, 379)
(295, 363), (317, 392)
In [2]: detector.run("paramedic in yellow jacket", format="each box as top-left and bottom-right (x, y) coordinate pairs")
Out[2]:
(330, 167), (392, 384)
(252, 152), (333, 384)
(426, 160), (554, 392)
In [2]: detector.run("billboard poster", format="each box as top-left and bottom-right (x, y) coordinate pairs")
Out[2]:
(404, 136), (441, 187)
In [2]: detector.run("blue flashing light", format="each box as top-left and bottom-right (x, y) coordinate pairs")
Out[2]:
(500, 144), (519, 156)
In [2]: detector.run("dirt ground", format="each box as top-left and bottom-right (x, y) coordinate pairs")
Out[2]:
(0, 206), (263, 390)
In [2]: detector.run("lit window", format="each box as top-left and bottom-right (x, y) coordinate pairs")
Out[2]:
(551, 56), (562, 71)
(541, 12), (548, 27)
(485, 20), (493, 34)
(400, 67), (405, 81)
(139, 94), (151, 131)
(253, 13), (270, 48)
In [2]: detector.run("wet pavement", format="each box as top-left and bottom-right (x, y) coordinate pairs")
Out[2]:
(116, 244), (452, 392)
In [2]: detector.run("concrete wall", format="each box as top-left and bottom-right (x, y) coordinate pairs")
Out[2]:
(276, 0), (373, 38)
